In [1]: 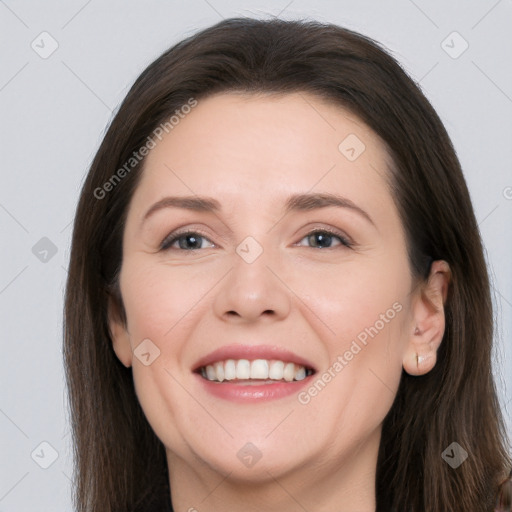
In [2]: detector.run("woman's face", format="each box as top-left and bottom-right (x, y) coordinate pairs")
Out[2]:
(110, 92), (421, 486)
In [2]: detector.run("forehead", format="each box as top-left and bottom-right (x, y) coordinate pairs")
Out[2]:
(128, 91), (397, 225)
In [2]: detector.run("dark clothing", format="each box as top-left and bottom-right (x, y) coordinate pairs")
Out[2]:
(134, 480), (173, 512)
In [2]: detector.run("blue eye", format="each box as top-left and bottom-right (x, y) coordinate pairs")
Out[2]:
(161, 231), (214, 251)
(160, 229), (352, 251)
(297, 230), (352, 249)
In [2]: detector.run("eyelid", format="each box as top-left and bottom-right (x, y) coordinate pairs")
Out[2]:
(160, 226), (216, 250)
(294, 224), (354, 246)
(160, 224), (354, 251)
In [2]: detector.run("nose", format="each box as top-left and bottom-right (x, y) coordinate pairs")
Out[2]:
(212, 242), (291, 324)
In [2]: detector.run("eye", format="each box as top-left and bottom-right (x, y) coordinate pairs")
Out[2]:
(160, 231), (215, 251)
(160, 228), (352, 251)
(296, 229), (352, 249)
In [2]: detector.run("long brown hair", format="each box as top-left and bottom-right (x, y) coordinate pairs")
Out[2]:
(63, 17), (511, 511)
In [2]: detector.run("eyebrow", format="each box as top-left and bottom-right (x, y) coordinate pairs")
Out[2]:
(141, 192), (375, 226)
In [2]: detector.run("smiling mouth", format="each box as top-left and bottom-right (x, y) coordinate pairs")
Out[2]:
(196, 358), (315, 383)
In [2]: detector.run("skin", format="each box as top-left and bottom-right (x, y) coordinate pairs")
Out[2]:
(109, 92), (450, 512)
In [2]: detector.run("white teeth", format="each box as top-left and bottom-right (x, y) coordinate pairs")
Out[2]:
(268, 360), (284, 379)
(214, 362), (225, 382)
(250, 359), (269, 379)
(294, 366), (306, 381)
(200, 359), (312, 383)
(206, 365), (216, 380)
(283, 362), (295, 382)
(224, 359), (236, 380)
(236, 359), (251, 379)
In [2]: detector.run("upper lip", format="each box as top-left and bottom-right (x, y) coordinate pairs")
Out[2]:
(192, 344), (317, 373)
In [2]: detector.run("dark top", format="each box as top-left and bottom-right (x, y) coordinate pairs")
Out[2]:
(135, 479), (173, 512)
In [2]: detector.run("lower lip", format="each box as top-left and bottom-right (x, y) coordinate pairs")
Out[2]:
(194, 373), (313, 402)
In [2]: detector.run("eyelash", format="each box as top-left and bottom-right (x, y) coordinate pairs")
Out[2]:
(160, 227), (353, 251)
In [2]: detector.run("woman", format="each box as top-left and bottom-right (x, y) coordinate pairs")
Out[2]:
(63, 17), (512, 511)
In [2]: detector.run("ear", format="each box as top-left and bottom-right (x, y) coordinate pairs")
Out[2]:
(107, 294), (133, 368)
(403, 260), (451, 376)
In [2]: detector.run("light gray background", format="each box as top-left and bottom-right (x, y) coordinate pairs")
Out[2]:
(1, 0), (511, 510)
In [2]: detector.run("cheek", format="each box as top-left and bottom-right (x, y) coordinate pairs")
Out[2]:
(119, 259), (199, 452)
(295, 256), (410, 409)
(120, 257), (210, 345)
(129, 360), (191, 458)
(297, 256), (409, 343)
